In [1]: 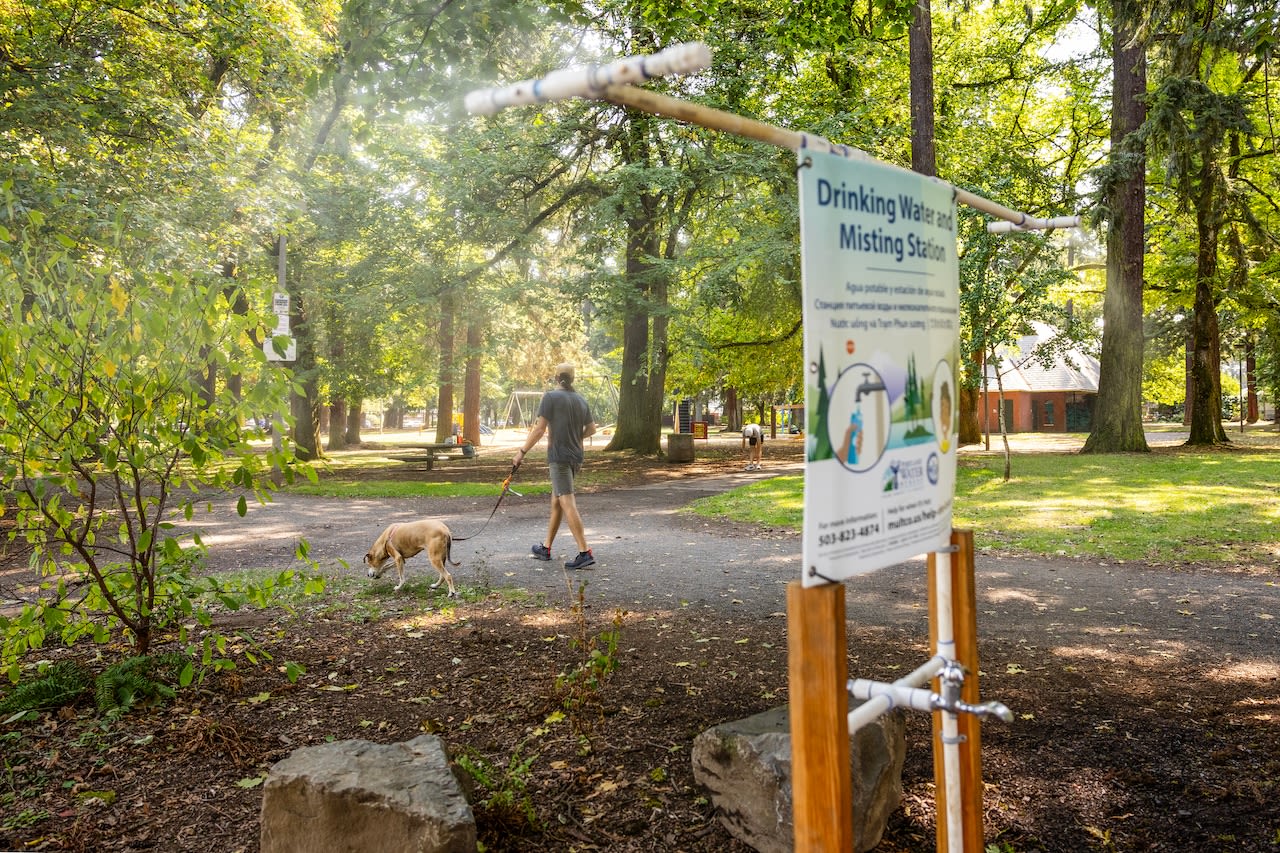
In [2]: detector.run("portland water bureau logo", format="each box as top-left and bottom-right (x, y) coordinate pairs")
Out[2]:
(927, 452), (940, 485)
(882, 457), (926, 493)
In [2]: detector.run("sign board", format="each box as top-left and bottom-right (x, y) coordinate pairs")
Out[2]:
(264, 335), (296, 362)
(799, 151), (960, 585)
(692, 421), (708, 440)
(272, 291), (291, 335)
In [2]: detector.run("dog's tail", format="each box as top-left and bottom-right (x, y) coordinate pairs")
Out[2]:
(446, 533), (460, 566)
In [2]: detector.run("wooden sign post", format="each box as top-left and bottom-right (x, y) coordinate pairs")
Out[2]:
(787, 580), (854, 850)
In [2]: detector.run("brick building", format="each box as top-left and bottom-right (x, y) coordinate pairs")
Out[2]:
(979, 322), (1100, 433)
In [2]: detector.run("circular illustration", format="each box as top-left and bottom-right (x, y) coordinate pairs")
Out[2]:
(827, 363), (891, 473)
(931, 359), (956, 454)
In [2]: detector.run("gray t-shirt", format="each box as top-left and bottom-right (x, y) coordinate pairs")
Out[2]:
(537, 388), (593, 466)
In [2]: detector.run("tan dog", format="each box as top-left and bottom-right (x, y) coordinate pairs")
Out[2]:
(364, 519), (459, 596)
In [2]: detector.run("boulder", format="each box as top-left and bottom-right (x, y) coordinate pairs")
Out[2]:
(691, 704), (906, 853)
(260, 735), (475, 853)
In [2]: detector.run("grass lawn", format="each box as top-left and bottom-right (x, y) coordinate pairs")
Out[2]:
(688, 428), (1280, 565)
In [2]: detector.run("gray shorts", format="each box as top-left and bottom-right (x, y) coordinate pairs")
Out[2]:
(548, 461), (580, 497)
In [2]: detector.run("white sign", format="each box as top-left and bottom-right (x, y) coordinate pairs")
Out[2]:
(272, 292), (291, 334)
(800, 151), (960, 585)
(264, 336), (296, 362)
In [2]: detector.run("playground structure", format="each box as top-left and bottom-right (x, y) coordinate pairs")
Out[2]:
(468, 43), (1076, 853)
(502, 390), (544, 429)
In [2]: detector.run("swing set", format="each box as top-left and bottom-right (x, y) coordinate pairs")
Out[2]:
(468, 43), (1076, 853)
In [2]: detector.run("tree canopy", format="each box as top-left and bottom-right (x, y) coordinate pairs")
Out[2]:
(3, 0), (1277, 464)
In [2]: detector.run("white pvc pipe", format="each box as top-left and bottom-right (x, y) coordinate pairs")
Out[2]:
(847, 655), (945, 733)
(464, 43), (1078, 233)
(464, 42), (711, 116)
(935, 549), (964, 853)
(986, 214), (1083, 233)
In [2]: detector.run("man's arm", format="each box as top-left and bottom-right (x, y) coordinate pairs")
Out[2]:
(581, 420), (596, 440)
(513, 416), (549, 466)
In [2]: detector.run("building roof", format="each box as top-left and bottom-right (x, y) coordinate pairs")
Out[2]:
(985, 321), (1100, 394)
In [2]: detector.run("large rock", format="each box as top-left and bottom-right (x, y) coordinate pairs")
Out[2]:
(260, 735), (475, 853)
(691, 704), (906, 853)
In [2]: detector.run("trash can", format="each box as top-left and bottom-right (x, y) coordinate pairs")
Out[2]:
(666, 432), (695, 463)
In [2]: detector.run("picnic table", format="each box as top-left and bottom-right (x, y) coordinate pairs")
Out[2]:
(396, 442), (477, 470)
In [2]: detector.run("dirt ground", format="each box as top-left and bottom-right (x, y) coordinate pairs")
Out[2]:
(1, 433), (1277, 852)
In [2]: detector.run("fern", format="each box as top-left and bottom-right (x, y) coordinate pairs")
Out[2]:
(93, 653), (189, 715)
(0, 662), (91, 716)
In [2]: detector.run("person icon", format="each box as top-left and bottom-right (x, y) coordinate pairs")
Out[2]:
(937, 380), (952, 454)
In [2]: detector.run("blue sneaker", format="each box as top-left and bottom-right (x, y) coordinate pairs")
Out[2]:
(531, 543), (551, 561)
(564, 550), (595, 569)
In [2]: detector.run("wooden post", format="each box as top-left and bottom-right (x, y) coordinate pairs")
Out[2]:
(787, 581), (853, 851)
(928, 529), (984, 852)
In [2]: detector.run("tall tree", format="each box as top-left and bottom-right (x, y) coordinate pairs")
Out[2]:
(1083, 0), (1152, 453)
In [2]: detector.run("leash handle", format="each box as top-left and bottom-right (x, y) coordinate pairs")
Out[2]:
(453, 463), (522, 542)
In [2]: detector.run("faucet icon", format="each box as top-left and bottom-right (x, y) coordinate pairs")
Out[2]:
(855, 371), (886, 402)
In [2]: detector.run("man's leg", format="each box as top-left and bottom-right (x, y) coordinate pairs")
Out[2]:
(558, 493), (589, 553)
(544, 494), (563, 549)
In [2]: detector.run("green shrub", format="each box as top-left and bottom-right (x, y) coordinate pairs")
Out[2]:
(0, 661), (91, 717)
(93, 652), (191, 715)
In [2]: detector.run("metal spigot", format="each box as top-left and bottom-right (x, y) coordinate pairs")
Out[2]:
(933, 660), (1013, 722)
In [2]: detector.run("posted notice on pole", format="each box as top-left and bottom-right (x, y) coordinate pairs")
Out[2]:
(799, 150), (960, 586)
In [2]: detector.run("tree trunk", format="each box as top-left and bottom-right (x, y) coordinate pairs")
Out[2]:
(1183, 335), (1194, 425)
(993, 347), (1012, 481)
(346, 399), (362, 445)
(435, 291), (456, 444)
(605, 174), (665, 454)
(288, 289), (322, 460)
(724, 387), (739, 431)
(1246, 339), (1258, 423)
(1186, 179), (1228, 445)
(644, 272), (670, 441)
(909, 0), (936, 178)
(226, 281), (248, 406)
(609, 308), (662, 454)
(1082, 13), (1150, 454)
(463, 321), (482, 446)
(327, 399), (348, 451)
(959, 352), (982, 446)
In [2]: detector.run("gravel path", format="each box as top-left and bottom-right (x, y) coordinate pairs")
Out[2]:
(185, 462), (1279, 673)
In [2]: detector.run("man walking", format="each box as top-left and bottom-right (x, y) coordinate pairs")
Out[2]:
(513, 363), (597, 569)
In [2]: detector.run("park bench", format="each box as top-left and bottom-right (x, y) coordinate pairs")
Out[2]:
(397, 442), (477, 470)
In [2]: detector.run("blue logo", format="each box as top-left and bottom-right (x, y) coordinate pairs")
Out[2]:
(926, 453), (940, 485)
